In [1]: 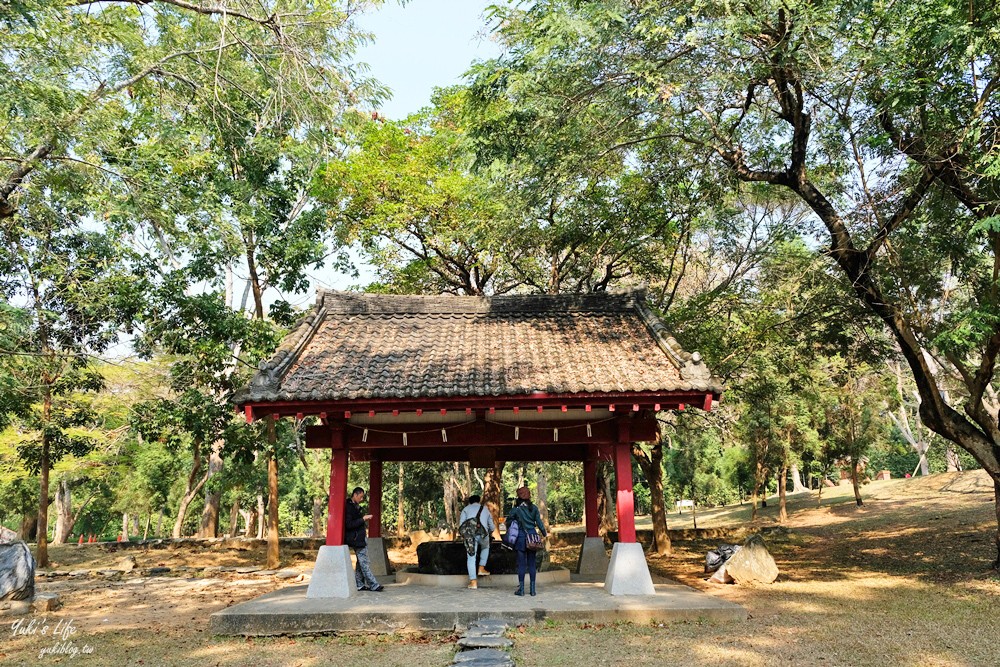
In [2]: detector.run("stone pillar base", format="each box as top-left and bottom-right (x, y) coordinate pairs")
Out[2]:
(366, 537), (391, 576)
(577, 536), (610, 576)
(604, 542), (655, 596)
(305, 545), (357, 599)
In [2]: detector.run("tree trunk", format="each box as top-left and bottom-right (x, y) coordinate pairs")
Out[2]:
(256, 494), (266, 539)
(143, 515), (151, 540)
(36, 393), (52, 567)
(20, 511), (38, 542)
(228, 497), (241, 538)
(946, 446), (962, 472)
(311, 497), (324, 537)
(198, 439), (224, 538)
(172, 443), (209, 538)
(851, 459), (864, 507)
(994, 479), (1000, 570)
(155, 507), (164, 537)
(917, 448), (930, 476)
(632, 442), (671, 555)
(266, 419), (280, 569)
(481, 462), (506, 522)
(535, 465), (550, 528)
(240, 509), (255, 538)
(396, 462), (406, 537)
(53, 479), (73, 545)
(790, 463), (808, 493)
(778, 463), (788, 524)
(443, 467), (458, 531)
(596, 461), (617, 534)
(267, 454), (279, 568)
(121, 512), (130, 541)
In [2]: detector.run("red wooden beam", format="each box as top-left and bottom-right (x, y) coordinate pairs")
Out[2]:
(238, 390), (718, 418)
(328, 416), (658, 449)
(348, 443), (595, 463)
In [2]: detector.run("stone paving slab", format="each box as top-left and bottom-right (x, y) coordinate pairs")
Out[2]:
(457, 636), (514, 649)
(210, 577), (746, 635)
(451, 648), (515, 666)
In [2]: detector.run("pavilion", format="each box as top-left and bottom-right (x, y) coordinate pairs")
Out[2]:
(234, 288), (722, 597)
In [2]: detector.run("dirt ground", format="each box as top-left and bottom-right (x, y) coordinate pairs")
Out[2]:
(3, 471), (999, 667)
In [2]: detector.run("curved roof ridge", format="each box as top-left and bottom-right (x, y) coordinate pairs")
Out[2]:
(314, 289), (644, 315)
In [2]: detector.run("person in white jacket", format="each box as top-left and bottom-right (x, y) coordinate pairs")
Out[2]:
(459, 495), (495, 589)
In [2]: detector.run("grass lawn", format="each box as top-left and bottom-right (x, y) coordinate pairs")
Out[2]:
(3, 471), (998, 666)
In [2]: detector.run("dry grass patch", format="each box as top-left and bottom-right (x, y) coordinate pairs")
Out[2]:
(3, 471), (998, 667)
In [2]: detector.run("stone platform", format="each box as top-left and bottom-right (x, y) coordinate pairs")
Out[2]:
(396, 567), (570, 588)
(210, 575), (746, 635)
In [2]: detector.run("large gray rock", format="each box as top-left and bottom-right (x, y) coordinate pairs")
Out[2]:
(416, 541), (517, 575)
(0, 526), (18, 544)
(0, 542), (35, 601)
(725, 534), (779, 585)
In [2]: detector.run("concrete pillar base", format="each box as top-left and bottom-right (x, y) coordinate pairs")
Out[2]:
(366, 537), (391, 576)
(305, 545), (357, 599)
(604, 542), (655, 596)
(577, 536), (610, 576)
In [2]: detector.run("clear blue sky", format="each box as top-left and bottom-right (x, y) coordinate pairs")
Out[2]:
(355, 0), (502, 119)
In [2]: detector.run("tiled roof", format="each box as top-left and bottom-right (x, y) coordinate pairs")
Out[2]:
(234, 289), (722, 404)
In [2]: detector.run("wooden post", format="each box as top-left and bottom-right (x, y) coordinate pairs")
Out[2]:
(614, 419), (637, 543)
(368, 460), (382, 538)
(584, 456), (599, 538)
(325, 426), (347, 546)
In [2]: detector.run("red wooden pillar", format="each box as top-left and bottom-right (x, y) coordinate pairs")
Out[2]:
(325, 426), (348, 546)
(614, 419), (637, 543)
(368, 460), (382, 538)
(584, 456), (599, 538)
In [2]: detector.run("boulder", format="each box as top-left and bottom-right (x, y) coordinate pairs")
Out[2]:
(32, 593), (61, 612)
(705, 544), (740, 573)
(0, 542), (35, 601)
(725, 534), (779, 585)
(0, 526), (18, 544)
(416, 541), (518, 575)
(116, 554), (137, 573)
(708, 562), (734, 584)
(0, 600), (32, 616)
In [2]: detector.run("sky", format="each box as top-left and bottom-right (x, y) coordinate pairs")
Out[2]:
(354, 0), (503, 120)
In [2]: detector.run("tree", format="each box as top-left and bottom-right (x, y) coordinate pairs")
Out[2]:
(316, 91), (517, 295)
(472, 0), (1000, 568)
(822, 359), (892, 506)
(0, 0), (384, 221)
(0, 195), (139, 565)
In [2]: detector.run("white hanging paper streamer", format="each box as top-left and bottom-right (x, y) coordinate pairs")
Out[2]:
(514, 427), (520, 441)
(587, 424), (592, 438)
(362, 428), (369, 443)
(553, 428), (559, 442)
(403, 432), (408, 446)
(441, 429), (448, 443)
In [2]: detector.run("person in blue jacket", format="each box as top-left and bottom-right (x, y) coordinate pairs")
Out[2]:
(505, 485), (547, 596)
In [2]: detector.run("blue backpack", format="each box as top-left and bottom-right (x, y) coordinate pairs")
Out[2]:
(505, 517), (520, 546)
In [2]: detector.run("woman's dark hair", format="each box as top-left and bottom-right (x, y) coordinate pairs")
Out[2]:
(467, 494), (481, 504)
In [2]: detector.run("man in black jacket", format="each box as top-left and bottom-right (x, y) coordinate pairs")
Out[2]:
(346, 487), (384, 592)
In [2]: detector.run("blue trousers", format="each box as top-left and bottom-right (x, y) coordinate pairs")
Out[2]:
(467, 534), (491, 580)
(516, 547), (537, 587)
